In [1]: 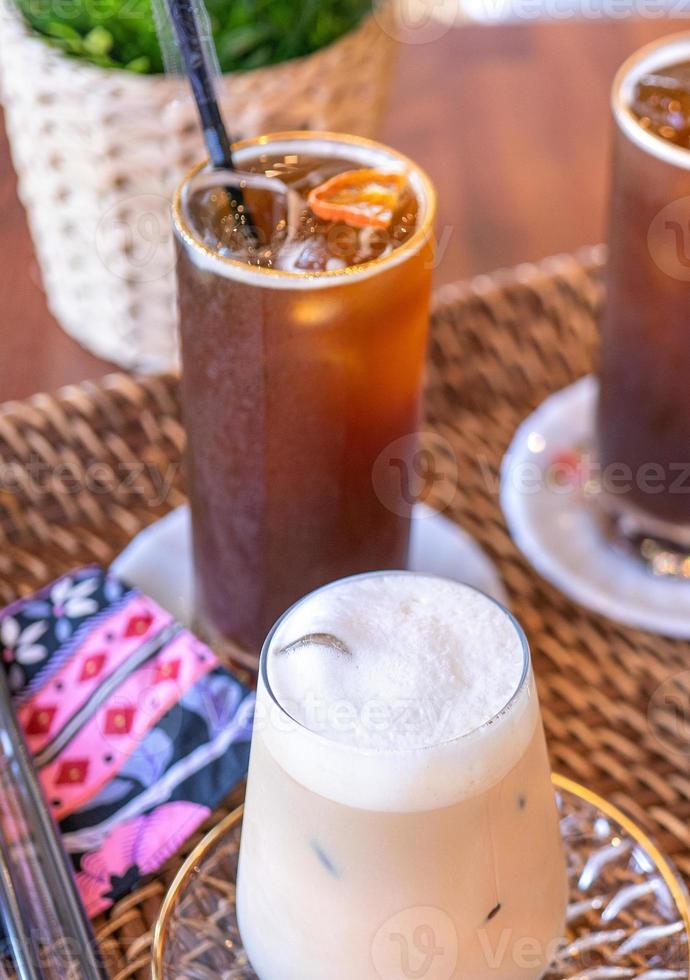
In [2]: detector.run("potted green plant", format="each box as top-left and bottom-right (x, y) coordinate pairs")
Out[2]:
(0, 0), (396, 369)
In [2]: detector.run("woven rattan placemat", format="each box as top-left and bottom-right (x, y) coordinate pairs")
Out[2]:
(1, 246), (687, 979)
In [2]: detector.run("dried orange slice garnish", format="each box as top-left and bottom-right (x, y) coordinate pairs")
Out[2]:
(307, 168), (407, 229)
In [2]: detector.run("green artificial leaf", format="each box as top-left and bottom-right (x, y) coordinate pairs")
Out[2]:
(125, 55), (150, 72)
(83, 25), (114, 55)
(218, 23), (274, 62)
(44, 20), (82, 40)
(14, 0), (372, 74)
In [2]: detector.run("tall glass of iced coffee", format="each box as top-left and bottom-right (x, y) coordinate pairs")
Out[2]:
(598, 35), (690, 572)
(172, 135), (436, 664)
(237, 572), (568, 979)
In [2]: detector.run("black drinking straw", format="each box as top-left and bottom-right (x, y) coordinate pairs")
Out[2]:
(164, 0), (255, 239)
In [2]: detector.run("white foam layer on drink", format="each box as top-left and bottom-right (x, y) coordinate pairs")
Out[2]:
(268, 574), (524, 750)
(258, 573), (539, 811)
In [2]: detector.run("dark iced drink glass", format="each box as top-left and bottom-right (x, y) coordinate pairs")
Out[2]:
(598, 35), (690, 573)
(171, 132), (436, 665)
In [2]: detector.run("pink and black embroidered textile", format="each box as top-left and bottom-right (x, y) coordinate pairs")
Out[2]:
(0, 566), (254, 916)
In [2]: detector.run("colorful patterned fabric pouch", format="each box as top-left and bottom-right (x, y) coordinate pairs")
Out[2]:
(0, 566), (254, 916)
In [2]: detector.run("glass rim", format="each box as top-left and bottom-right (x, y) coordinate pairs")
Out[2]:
(258, 570), (532, 757)
(170, 130), (437, 288)
(612, 31), (690, 171)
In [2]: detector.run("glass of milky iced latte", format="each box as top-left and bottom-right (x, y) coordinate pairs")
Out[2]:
(236, 572), (567, 979)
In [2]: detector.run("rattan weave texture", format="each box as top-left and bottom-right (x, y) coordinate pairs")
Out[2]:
(1, 246), (688, 979)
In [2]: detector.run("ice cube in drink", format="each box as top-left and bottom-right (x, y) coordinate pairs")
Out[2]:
(630, 59), (690, 148)
(237, 572), (567, 979)
(185, 157), (420, 270)
(172, 135), (436, 664)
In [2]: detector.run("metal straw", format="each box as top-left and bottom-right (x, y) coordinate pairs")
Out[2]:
(0, 669), (108, 979)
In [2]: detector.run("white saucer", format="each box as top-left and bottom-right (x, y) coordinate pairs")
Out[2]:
(501, 375), (690, 638)
(112, 503), (508, 630)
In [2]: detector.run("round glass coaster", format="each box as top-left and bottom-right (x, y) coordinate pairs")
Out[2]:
(152, 774), (690, 979)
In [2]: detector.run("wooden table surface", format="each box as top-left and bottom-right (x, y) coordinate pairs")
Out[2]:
(1, 18), (687, 401)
